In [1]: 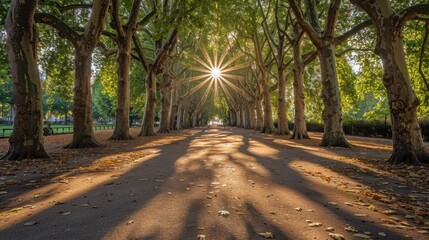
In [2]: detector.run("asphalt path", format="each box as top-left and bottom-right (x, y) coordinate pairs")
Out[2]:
(0, 126), (426, 239)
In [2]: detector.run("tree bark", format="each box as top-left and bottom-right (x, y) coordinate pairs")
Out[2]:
(158, 71), (172, 133)
(260, 75), (276, 134)
(109, 34), (132, 140)
(276, 66), (290, 135)
(291, 38), (309, 139)
(3, 0), (49, 160)
(169, 84), (179, 130)
(65, 51), (102, 148)
(139, 70), (157, 136)
(318, 44), (349, 147)
(351, 0), (429, 164)
(65, 0), (110, 148)
(255, 95), (264, 131)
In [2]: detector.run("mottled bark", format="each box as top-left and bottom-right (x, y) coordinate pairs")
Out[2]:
(291, 38), (309, 139)
(109, 34), (132, 140)
(138, 70), (157, 136)
(276, 67), (290, 135)
(65, 51), (102, 148)
(65, 0), (110, 148)
(3, 0), (49, 160)
(319, 45), (349, 147)
(169, 85), (179, 130)
(109, 0), (147, 140)
(351, 0), (429, 164)
(158, 71), (172, 133)
(255, 95), (264, 131)
(289, 0), (348, 146)
(260, 76), (276, 134)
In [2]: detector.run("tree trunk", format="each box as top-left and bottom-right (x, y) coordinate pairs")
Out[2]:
(318, 44), (350, 147)
(158, 72), (171, 133)
(276, 66), (290, 135)
(260, 76), (276, 133)
(255, 95), (263, 131)
(3, 0), (49, 160)
(169, 86), (179, 130)
(109, 35), (132, 140)
(350, 0), (429, 164)
(247, 102), (256, 129)
(291, 38), (309, 139)
(66, 51), (102, 148)
(139, 70), (157, 136)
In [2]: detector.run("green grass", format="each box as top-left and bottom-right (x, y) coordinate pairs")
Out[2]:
(0, 124), (114, 138)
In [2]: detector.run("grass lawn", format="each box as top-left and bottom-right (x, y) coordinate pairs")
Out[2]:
(0, 124), (114, 138)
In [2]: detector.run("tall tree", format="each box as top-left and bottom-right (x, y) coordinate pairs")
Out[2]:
(134, 0), (181, 136)
(2, 0), (49, 160)
(109, 0), (156, 140)
(350, 0), (429, 164)
(258, 0), (291, 135)
(36, 0), (111, 148)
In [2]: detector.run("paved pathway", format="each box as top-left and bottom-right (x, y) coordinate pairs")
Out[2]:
(0, 126), (426, 239)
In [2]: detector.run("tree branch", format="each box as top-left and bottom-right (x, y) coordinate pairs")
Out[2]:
(396, 4), (429, 26)
(287, 0), (323, 47)
(323, 0), (341, 38)
(34, 12), (81, 47)
(335, 19), (372, 45)
(419, 21), (429, 91)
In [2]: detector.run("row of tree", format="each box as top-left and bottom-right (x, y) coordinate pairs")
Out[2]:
(1, 0), (428, 164)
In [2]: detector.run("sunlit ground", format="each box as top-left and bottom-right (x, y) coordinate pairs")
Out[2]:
(0, 127), (428, 239)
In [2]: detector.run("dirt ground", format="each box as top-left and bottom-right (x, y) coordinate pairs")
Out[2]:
(0, 126), (428, 240)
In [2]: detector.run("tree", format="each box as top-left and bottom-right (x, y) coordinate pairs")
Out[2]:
(350, 0), (429, 164)
(109, 0), (156, 140)
(36, 0), (111, 148)
(2, 0), (49, 160)
(258, 0), (291, 135)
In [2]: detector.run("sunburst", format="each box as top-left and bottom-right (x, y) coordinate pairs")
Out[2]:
(184, 43), (250, 108)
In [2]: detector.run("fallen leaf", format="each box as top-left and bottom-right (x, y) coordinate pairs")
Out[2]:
(62, 212), (72, 216)
(325, 227), (335, 232)
(328, 202), (338, 206)
(258, 232), (274, 238)
(378, 232), (387, 237)
(0, 191), (7, 195)
(344, 226), (358, 233)
(417, 230), (428, 234)
(354, 233), (371, 239)
(308, 222), (322, 227)
(295, 207), (302, 211)
(197, 226), (205, 230)
(329, 233), (345, 240)
(23, 221), (38, 226)
(197, 235), (206, 240)
(80, 203), (90, 207)
(127, 220), (134, 225)
(218, 210), (230, 217)
(354, 213), (368, 217)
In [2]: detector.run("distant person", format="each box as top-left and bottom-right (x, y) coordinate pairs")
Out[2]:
(43, 123), (53, 136)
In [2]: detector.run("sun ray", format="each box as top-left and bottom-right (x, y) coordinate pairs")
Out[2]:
(189, 65), (212, 74)
(217, 48), (229, 68)
(219, 53), (243, 71)
(214, 48), (218, 68)
(195, 80), (214, 109)
(220, 76), (250, 98)
(221, 73), (244, 81)
(180, 73), (212, 84)
(191, 56), (214, 71)
(187, 78), (211, 96)
(220, 62), (250, 74)
(198, 43), (214, 68)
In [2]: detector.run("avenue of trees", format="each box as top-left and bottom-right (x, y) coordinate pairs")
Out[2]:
(0, 0), (428, 164)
